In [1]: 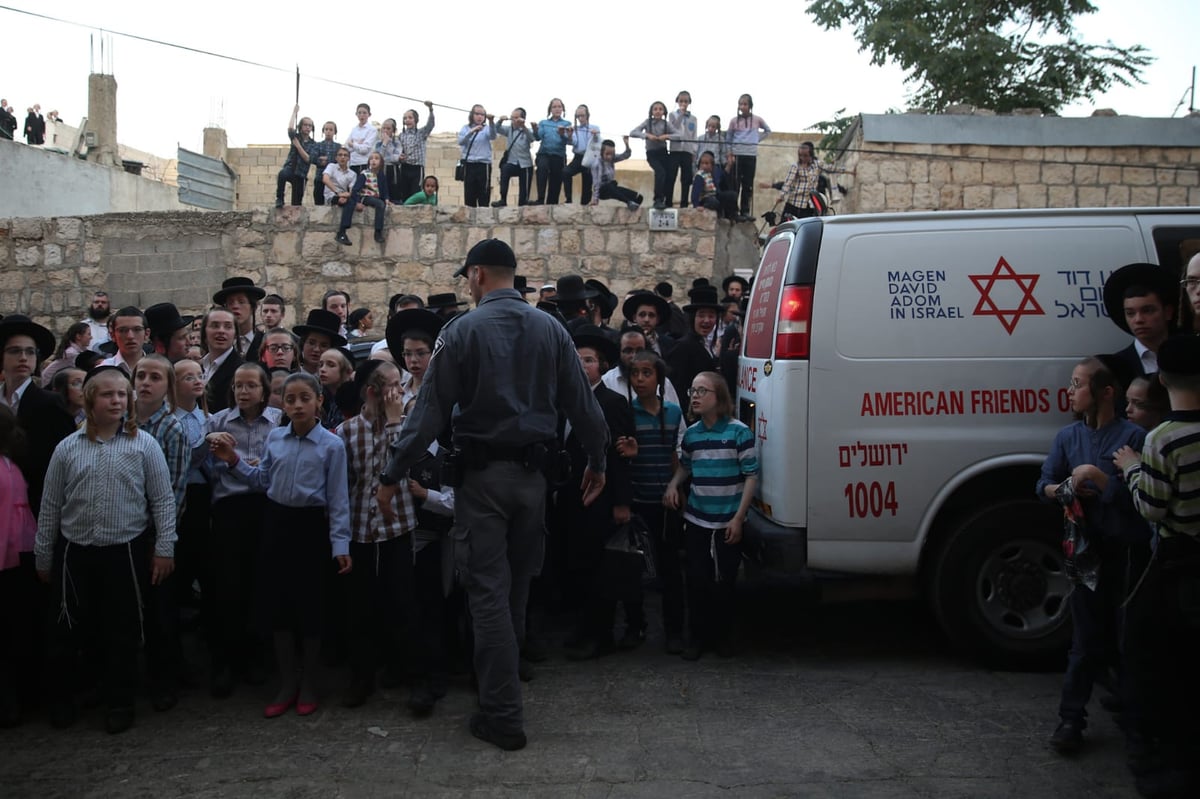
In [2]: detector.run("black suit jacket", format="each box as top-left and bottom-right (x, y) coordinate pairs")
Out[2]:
(205, 350), (245, 413)
(1108, 342), (1146, 390)
(14, 384), (76, 517)
(666, 333), (719, 403)
(243, 329), (266, 363)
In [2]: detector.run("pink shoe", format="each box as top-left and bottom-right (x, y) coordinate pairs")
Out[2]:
(264, 693), (298, 719)
(296, 699), (319, 717)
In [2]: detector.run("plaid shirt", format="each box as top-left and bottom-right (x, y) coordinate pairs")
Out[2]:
(780, 161), (838, 209)
(337, 414), (415, 543)
(397, 111), (435, 167)
(311, 138), (341, 178)
(140, 401), (190, 513)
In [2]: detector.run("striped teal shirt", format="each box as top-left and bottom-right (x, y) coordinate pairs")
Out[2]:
(680, 416), (758, 529)
(631, 398), (685, 504)
(1122, 411), (1200, 539)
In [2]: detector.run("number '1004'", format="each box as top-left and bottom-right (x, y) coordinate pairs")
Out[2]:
(844, 481), (898, 518)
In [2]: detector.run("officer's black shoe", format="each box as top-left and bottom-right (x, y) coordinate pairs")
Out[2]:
(341, 676), (374, 709)
(210, 666), (235, 699)
(1050, 719), (1084, 754)
(104, 706), (135, 735)
(469, 712), (526, 751)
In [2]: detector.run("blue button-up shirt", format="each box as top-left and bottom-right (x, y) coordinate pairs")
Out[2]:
(232, 421), (352, 557)
(206, 406), (282, 503)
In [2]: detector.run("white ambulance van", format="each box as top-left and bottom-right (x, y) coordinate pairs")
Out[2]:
(737, 207), (1200, 667)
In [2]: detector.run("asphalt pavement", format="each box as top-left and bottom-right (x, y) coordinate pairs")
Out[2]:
(1, 585), (1137, 798)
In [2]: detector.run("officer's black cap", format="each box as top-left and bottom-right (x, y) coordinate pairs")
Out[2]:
(455, 239), (518, 278)
(1158, 335), (1200, 376)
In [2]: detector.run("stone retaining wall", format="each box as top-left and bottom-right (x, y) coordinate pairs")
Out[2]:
(0, 206), (757, 334)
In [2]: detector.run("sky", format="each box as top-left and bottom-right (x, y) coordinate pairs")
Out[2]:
(1, 1), (1196, 160)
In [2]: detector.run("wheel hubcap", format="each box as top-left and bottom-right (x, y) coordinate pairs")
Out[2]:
(975, 540), (1070, 639)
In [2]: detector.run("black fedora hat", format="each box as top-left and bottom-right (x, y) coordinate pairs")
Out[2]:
(572, 324), (619, 368)
(513, 275), (536, 294)
(1158, 335), (1200, 376)
(622, 290), (671, 327)
(585, 279), (618, 319)
(556, 275), (597, 304)
(455, 238), (518, 278)
(145, 302), (194, 337)
(1102, 262), (1179, 335)
(213, 276), (266, 305)
(721, 274), (750, 294)
(426, 293), (468, 310)
(292, 309), (347, 347)
(386, 309), (445, 357)
(0, 314), (55, 360)
(683, 285), (723, 313)
(691, 277), (711, 290)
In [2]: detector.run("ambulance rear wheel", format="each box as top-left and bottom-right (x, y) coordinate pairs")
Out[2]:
(930, 499), (1071, 669)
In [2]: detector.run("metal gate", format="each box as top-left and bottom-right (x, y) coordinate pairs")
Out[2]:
(177, 147), (236, 210)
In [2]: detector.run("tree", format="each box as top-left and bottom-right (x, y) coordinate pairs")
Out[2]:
(806, 0), (1152, 113)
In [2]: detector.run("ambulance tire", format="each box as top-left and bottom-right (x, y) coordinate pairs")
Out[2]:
(930, 499), (1071, 669)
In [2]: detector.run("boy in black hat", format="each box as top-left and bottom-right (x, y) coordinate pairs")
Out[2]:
(1102, 263), (1177, 388)
(145, 303), (194, 363)
(0, 315), (76, 516)
(214, 277), (268, 361)
(1115, 336), (1200, 796)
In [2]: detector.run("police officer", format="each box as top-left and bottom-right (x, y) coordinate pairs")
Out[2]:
(376, 238), (608, 751)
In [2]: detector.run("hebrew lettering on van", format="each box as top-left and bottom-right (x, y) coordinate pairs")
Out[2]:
(837, 441), (909, 468)
(886, 270), (964, 320)
(1054, 270), (1115, 319)
(969, 257), (1045, 335)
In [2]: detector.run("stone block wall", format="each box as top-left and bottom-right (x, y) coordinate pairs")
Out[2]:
(0, 206), (756, 335)
(837, 119), (1200, 214)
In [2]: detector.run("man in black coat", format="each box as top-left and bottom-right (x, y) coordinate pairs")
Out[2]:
(0, 101), (17, 141)
(0, 316), (76, 516)
(1101, 262), (1178, 389)
(559, 326), (634, 660)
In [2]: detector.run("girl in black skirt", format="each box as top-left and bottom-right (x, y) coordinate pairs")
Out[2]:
(209, 372), (352, 718)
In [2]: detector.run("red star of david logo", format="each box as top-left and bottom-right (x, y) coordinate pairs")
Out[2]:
(969, 257), (1044, 335)
(757, 413), (768, 444)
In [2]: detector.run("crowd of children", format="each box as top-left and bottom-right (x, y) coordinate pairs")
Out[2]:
(0, 265), (761, 749)
(273, 92), (784, 233)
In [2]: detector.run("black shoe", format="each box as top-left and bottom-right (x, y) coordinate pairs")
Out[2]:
(664, 636), (684, 655)
(653, 200), (666, 210)
(518, 657), (536, 682)
(335, 232), (352, 246)
(104, 706), (135, 735)
(210, 666), (235, 699)
(491, 201), (507, 208)
(341, 676), (374, 709)
(1099, 692), (1124, 714)
(1050, 719), (1084, 754)
(736, 214), (754, 223)
(469, 712), (526, 751)
(681, 645), (702, 661)
(407, 683), (436, 718)
(49, 701), (77, 729)
(150, 684), (178, 713)
(374, 230), (383, 243)
(565, 639), (615, 661)
(1135, 767), (1195, 798)
(274, 200), (284, 209)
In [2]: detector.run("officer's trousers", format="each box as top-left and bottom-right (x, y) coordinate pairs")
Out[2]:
(454, 461), (546, 734)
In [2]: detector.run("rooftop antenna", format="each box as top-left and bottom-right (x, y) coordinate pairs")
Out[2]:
(1173, 66), (1197, 117)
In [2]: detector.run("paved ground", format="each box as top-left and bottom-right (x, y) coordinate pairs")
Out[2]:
(1, 584), (1137, 798)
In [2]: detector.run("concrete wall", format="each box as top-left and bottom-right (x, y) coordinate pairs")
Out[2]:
(836, 114), (1200, 213)
(0, 206), (758, 335)
(0, 138), (187, 218)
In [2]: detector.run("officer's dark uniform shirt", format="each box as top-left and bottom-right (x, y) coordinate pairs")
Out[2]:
(383, 287), (609, 481)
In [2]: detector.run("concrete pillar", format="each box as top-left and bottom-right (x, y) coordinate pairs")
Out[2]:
(203, 127), (228, 161)
(86, 73), (119, 167)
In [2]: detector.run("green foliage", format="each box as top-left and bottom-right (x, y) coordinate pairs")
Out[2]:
(806, 0), (1152, 113)
(809, 109), (855, 162)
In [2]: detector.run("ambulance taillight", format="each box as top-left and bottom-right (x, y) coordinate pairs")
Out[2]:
(774, 286), (813, 360)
